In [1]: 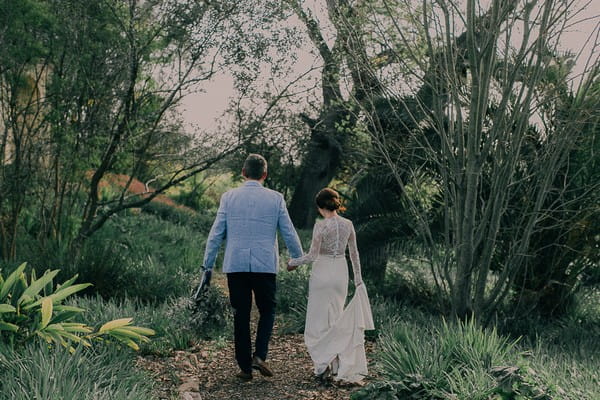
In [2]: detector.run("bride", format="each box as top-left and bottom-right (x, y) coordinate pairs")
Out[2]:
(287, 188), (374, 384)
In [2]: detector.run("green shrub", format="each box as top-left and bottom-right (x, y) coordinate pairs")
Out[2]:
(354, 317), (528, 399)
(69, 286), (232, 355)
(189, 284), (233, 340)
(0, 342), (154, 399)
(276, 267), (310, 334)
(141, 200), (214, 232)
(0, 263), (154, 350)
(59, 212), (204, 302)
(366, 296), (404, 341)
(379, 258), (446, 312)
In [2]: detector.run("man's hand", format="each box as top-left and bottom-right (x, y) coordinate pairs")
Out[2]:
(193, 267), (212, 303)
(286, 261), (298, 272)
(201, 267), (212, 287)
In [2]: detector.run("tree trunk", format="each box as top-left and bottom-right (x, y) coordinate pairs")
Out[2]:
(289, 113), (344, 228)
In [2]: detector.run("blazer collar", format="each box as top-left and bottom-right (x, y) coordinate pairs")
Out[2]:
(244, 180), (263, 188)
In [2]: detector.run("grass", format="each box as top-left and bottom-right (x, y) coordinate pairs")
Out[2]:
(276, 265), (310, 334)
(2, 196), (597, 400)
(61, 211), (206, 302)
(0, 342), (155, 400)
(68, 288), (232, 356)
(350, 297), (600, 400)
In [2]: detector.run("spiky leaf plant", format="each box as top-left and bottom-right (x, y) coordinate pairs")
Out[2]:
(0, 263), (154, 350)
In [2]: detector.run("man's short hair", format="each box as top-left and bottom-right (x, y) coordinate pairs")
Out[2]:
(243, 154), (267, 180)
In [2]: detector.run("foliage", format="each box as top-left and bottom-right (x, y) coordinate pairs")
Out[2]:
(349, 290), (600, 400)
(276, 266), (310, 334)
(166, 172), (238, 213)
(189, 284), (233, 341)
(68, 291), (231, 356)
(347, 0), (600, 320)
(379, 257), (443, 311)
(0, 0), (271, 261)
(0, 342), (155, 400)
(140, 201), (214, 233)
(57, 212), (203, 302)
(0, 263), (154, 350)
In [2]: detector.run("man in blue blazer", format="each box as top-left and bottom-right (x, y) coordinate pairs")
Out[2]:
(202, 154), (303, 381)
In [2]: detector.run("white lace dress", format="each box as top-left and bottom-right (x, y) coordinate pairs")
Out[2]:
(288, 215), (374, 383)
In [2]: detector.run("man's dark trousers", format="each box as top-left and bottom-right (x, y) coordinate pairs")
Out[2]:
(227, 272), (276, 373)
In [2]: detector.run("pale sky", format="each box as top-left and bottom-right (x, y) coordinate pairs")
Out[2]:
(181, 0), (600, 132)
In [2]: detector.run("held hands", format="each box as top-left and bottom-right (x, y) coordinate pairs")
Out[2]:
(286, 261), (298, 272)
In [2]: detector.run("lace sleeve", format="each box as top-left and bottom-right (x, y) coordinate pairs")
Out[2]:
(348, 221), (363, 285)
(288, 222), (322, 266)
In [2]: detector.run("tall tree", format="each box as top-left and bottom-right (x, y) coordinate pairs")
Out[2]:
(0, 0), (266, 259)
(0, 0), (54, 259)
(285, 0), (401, 228)
(347, 0), (599, 319)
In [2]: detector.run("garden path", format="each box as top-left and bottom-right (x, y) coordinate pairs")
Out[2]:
(138, 275), (375, 400)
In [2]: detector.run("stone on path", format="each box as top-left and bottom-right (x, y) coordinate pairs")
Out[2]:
(181, 392), (202, 400)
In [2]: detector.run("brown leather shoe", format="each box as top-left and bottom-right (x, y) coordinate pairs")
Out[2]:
(252, 356), (274, 377)
(235, 371), (253, 381)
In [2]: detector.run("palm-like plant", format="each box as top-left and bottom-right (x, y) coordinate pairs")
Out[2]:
(0, 263), (154, 350)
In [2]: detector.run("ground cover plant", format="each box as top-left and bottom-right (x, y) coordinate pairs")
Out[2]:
(69, 286), (232, 356)
(0, 342), (155, 400)
(0, 263), (154, 350)
(53, 211), (205, 303)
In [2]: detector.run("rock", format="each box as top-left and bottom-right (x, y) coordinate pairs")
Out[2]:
(181, 392), (202, 400)
(178, 378), (200, 393)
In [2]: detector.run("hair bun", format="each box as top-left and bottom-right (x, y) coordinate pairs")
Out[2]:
(315, 187), (344, 212)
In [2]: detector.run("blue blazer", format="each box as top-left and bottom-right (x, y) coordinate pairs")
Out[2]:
(202, 181), (303, 274)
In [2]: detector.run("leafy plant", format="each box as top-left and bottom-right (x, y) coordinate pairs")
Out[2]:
(357, 317), (525, 399)
(189, 284), (233, 340)
(58, 212), (203, 302)
(0, 341), (155, 399)
(276, 267), (310, 334)
(0, 263), (154, 350)
(67, 295), (188, 355)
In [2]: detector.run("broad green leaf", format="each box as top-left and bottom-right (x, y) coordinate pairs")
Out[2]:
(23, 283), (92, 309)
(0, 321), (19, 332)
(119, 325), (155, 336)
(37, 330), (54, 344)
(47, 283), (92, 304)
(50, 311), (83, 325)
(104, 333), (139, 351)
(108, 327), (149, 342)
(44, 323), (65, 331)
(53, 305), (86, 313)
(61, 323), (93, 334)
(19, 270), (59, 305)
(0, 303), (16, 313)
(50, 329), (85, 344)
(99, 318), (132, 333)
(40, 297), (53, 329)
(56, 274), (79, 291)
(0, 263), (27, 300)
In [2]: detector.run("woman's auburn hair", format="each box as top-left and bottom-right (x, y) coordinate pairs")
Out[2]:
(315, 187), (346, 212)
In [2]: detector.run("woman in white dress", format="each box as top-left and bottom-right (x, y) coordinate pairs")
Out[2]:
(287, 188), (374, 384)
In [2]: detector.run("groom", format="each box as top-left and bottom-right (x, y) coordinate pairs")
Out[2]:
(201, 154), (303, 381)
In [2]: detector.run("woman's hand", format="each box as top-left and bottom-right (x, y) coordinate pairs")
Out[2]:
(287, 261), (298, 272)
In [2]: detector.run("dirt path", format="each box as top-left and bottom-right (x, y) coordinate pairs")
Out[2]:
(140, 330), (374, 400)
(138, 276), (375, 400)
